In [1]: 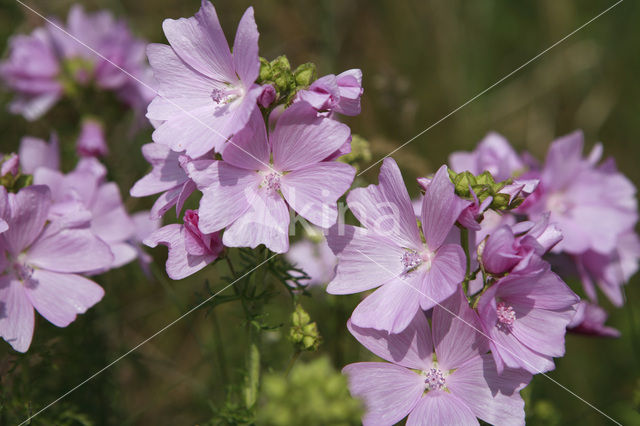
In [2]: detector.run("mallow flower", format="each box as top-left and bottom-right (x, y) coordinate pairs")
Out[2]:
(130, 143), (196, 220)
(477, 260), (579, 374)
(519, 131), (637, 255)
(567, 300), (620, 338)
(18, 134), (60, 174)
(147, 1), (263, 157)
(187, 103), (355, 253)
(0, 28), (62, 120)
(0, 187), (8, 234)
(575, 232), (640, 307)
(144, 210), (223, 280)
(344, 289), (531, 426)
(297, 69), (364, 116)
(326, 159), (469, 333)
(0, 186), (113, 352)
(449, 132), (524, 182)
(76, 118), (108, 158)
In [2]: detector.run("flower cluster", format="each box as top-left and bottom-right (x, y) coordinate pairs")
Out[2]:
(0, 5), (153, 121)
(133, 0), (363, 274)
(0, 134), (157, 352)
(326, 130), (638, 423)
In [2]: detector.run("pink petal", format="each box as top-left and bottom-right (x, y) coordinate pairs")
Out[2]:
(351, 275), (423, 334)
(447, 354), (529, 426)
(24, 270), (104, 328)
(271, 102), (351, 171)
(27, 228), (114, 273)
(144, 224), (217, 280)
(91, 183), (136, 243)
(145, 43), (214, 120)
(280, 162), (355, 228)
(541, 130), (584, 190)
(161, 0), (234, 81)
(188, 160), (261, 233)
(342, 362), (424, 426)
(232, 7), (259, 84)
(222, 190), (290, 253)
(151, 104), (221, 157)
(406, 392), (478, 426)
(3, 185), (51, 254)
(421, 165), (470, 250)
(326, 225), (404, 295)
(18, 135), (59, 174)
(130, 143), (186, 197)
(419, 244), (466, 310)
(347, 158), (422, 249)
(432, 288), (488, 371)
(221, 108), (270, 170)
(0, 277), (34, 353)
(347, 312), (432, 369)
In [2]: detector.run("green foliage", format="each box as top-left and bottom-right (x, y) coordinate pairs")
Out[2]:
(257, 356), (363, 426)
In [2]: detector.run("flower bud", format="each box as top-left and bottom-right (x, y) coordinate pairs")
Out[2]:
(76, 118), (108, 158)
(293, 62), (317, 87)
(289, 304), (321, 352)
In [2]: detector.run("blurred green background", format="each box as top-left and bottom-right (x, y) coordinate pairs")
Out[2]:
(0, 0), (639, 424)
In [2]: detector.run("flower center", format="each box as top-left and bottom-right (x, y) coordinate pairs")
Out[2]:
(261, 172), (281, 192)
(211, 85), (243, 105)
(401, 251), (422, 270)
(423, 367), (446, 391)
(496, 301), (516, 333)
(6, 252), (34, 283)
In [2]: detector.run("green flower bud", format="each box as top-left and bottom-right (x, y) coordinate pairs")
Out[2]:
(288, 304), (321, 352)
(293, 62), (317, 87)
(491, 193), (510, 210)
(258, 57), (272, 82)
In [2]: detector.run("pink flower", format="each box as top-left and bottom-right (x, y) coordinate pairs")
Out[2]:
(285, 235), (337, 287)
(326, 159), (469, 333)
(575, 232), (640, 307)
(0, 28), (62, 120)
(344, 290), (531, 426)
(130, 143), (196, 220)
(144, 210), (222, 280)
(18, 134), (60, 175)
(477, 262), (579, 374)
(147, 1), (262, 157)
(519, 131), (637, 255)
(0, 153), (19, 177)
(33, 158), (137, 270)
(297, 69), (363, 116)
(76, 119), (108, 158)
(449, 132), (524, 182)
(187, 103), (355, 253)
(0, 187), (8, 234)
(568, 300), (620, 338)
(480, 214), (562, 275)
(0, 186), (113, 352)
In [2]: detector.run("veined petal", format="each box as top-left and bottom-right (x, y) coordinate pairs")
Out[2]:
(222, 190), (290, 253)
(3, 185), (51, 254)
(347, 158), (422, 249)
(406, 392), (478, 426)
(271, 102), (350, 171)
(232, 7), (259, 84)
(326, 225), (404, 294)
(221, 108), (270, 170)
(161, 0), (234, 81)
(419, 244), (466, 311)
(342, 362), (424, 426)
(347, 312), (432, 370)
(24, 270), (104, 328)
(281, 162), (355, 228)
(0, 277), (34, 353)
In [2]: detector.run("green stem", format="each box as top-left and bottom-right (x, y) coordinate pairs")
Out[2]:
(284, 351), (301, 377)
(210, 309), (229, 385)
(244, 321), (261, 409)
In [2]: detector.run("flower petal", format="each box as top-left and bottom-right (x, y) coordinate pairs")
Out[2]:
(161, 0), (234, 81)
(232, 7), (259, 84)
(3, 185), (51, 254)
(221, 108), (270, 170)
(326, 225), (404, 294)
(342, 362), (424, 426)
(421, 165), (470, 250)
(281, 162), (355, 228)
(406, 392), (478, 426)
(222, 190), (290, 253)
(347, 157), (422, 249)
(419, 244), (466, 311)
(347, 311), (432, 369)
(187, 160), (261, 233)
(24, 270), (104, 328)
(271, 102), (350, 171)
(0, 277), (34, 353)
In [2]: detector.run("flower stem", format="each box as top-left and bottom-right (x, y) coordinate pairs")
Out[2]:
(244, 322), (261, 409)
